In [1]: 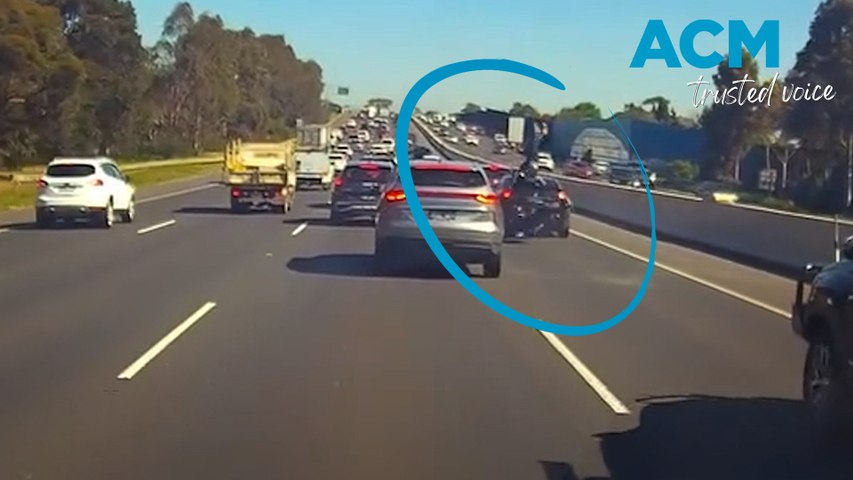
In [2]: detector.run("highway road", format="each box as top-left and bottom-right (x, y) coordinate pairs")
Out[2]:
(0, 135), (850, 479)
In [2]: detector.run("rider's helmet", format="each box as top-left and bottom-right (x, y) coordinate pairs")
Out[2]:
(843, 235), (853, 261)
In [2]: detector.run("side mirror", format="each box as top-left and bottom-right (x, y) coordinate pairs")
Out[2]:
(124, 174), (131, 182)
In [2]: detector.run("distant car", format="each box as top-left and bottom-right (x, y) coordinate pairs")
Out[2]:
(334, 144), (353, 157)
(565, 160), (594, 179)
(608, 162), (656, 188)
(369, 143), (392, 155)
(358, 130), (371, 143)
(345, 119), (357, 129)
(328, 153), (348, 172)
(374, 160), (504, 277)
(464, 135), (480, 146)
(330, 160), (396, 224)
(535, 152), (555, 171)
(494, 133), (507, 144)
(592, 160), (610, 176)
(446, 136), (460, 144)
(35, 157), (136, 228)
(410, 145), (432, 159)
(380, 138), (396, 151)
(493, 144), (508, 155)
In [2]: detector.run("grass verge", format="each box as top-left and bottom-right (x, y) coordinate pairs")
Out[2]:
(0, 163), (220, 211)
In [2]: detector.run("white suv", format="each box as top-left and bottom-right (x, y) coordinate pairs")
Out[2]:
(535, 152), (556, 171)
(35, 157), (136, 228)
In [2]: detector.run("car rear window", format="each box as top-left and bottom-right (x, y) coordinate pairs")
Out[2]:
(412, 168), (486, 188)
(343, 165), (393, 182)
(46, 164), (96, 177)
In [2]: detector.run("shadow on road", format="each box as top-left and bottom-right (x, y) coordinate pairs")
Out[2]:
(307, 203), (331, 209)
(539, 461), (583, 480)
(175, 206), (287, 215)
(595, 395), (853, 480)
(286, 253), (462, 279)
(281, 217), (375, 229)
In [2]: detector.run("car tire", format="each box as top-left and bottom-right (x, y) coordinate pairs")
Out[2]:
(101, 200), (114, 229)
(120, 198), (135, 223)
(803, 334), (853, 440)
(374, 243), (395, 275)
(35, 209), (53, 229)
(483, 253), (502, 278)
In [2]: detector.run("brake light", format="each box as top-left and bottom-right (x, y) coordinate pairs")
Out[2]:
(500, 189), (512, 199)
(385, 190), (406, 202)
(334, 177), (344, 187)
(475, 193), (497, 205)
(558, 190), (568, 201)
(91, 178), (104, 187)
(37, 178), (49, 189)
(231, 188), (240, 198)
(359, 163), (379, 170)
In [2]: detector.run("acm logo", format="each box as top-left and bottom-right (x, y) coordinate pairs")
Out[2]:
(630, 19), (780, 69)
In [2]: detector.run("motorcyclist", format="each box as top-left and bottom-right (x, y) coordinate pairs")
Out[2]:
(507, 160), (549, 236)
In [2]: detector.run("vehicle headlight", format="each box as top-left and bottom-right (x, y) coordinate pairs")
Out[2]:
(649, 172), (657, 182)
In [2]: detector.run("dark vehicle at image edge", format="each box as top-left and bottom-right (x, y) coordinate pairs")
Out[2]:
(791, 243), (853, 438)
(329, 160), (395, 223)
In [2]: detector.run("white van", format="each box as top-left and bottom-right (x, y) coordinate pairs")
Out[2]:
(296, 151), (335, 190)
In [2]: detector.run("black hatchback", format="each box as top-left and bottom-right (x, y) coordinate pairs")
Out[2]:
(330, 161), (396, 223)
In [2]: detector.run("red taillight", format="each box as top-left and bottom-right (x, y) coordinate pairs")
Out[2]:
(385, 190), (406, 202)
(558, 190), (569, 201)
(91, 178), (104, 187)
(359, 163), (379, 170)
(37, 178), (49, 189)
(334, 177), (344, 187)
(231, 188), (240, 198)
(500, 189), (512, 199)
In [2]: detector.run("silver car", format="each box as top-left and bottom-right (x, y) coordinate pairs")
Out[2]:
(374, 160), (504, 277)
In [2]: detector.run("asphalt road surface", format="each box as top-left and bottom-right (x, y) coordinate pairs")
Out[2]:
(0, 143), (850, 479)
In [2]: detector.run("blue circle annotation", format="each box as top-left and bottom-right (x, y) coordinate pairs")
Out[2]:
(394, 58), (657, 336)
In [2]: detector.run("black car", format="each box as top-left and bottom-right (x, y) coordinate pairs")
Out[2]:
(608, 162), (656, 189)
(792, 250), (853, 437)
(330, 160), (395, 223)
(496, 174), (571, 238)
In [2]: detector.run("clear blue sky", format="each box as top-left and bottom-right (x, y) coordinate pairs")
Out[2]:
(131, 0), (823, 116)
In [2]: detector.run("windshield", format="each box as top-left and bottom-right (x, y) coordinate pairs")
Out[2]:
(45, 164), (96, 177)
(412, 168), (486, 188)
(342, 165), (393, 182)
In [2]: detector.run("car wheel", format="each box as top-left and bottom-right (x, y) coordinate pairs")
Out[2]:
(374, 243), (395, 275)
(803, 334), (853, 439)
(35, 209), (53, 229)
(483, 253), (502, 278)
(101, 200), (114, 229)
(120, 197), (135, 223)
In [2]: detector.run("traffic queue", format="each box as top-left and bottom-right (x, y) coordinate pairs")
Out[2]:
(325, 108), (573, 279)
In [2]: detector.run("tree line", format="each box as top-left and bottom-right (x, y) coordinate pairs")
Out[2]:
(0, 0), (327, 169)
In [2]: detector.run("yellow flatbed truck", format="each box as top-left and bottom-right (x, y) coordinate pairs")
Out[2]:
(224, 139), (297, 213)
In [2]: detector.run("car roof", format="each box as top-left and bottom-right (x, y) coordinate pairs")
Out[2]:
(410, 159), (481, 171)
(49, 157), (114, 166)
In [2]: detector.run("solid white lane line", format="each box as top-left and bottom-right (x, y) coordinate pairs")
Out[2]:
(571, 230), (789, 318)
(136, 219), (177, 235)
(539, 331), (631, 415)
(137, 183), (218, 204)
(291, 222), (308, 236)
(117, 301), (217, 380)
(0, 228), (8, 234)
